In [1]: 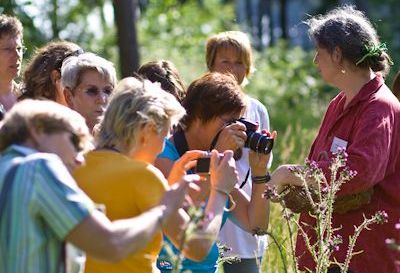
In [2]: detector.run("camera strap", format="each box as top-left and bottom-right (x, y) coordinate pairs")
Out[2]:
(239, 169), (251, 189)
(209, 130), (223, 151)
(172, 127), (190, 157)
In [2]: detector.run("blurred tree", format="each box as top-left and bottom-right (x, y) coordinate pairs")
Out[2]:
(113, 0), (140, 77)
(279, 0), (287, 40)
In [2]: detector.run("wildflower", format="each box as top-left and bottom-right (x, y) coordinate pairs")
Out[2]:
(283, 210), (295, 221)
(374, 211), (389, 224)
(217, 243), (241, 265)
(252, 227), (268, 236)
(217, 243), (232, 253)
(385, 238), (400, 252)
(263, 184), (279, 200)
(328, 235), (343, 252)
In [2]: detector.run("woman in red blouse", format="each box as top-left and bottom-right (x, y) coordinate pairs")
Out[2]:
(270, 6), (400, 273)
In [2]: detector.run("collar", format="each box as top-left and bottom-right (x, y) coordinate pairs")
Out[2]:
(344, 74), (384, 109)
(2, 144), (38, 157)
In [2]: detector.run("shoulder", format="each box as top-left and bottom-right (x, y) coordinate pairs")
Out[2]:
(246, 95), (268, 112)
(24, 152), (73, 183)
(374, 84), (400, 111)
(158, 138), (180, 161)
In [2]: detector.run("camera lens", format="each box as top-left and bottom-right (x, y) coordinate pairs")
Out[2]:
(245, 131), (274, 154)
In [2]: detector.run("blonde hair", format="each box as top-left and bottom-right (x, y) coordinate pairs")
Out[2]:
(97, 77), (185, 151)
(206, 31), (254, 78)
(0, 99), (92, 152)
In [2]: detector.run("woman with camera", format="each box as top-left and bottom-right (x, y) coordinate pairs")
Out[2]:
(155, 72), (274, 273)
(269, 6), (400, 273)
(73, 76), (240, 273)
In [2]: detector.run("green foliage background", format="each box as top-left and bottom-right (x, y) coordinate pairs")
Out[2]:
(138, 1), (332, 272)
(3, 0), (400, 271)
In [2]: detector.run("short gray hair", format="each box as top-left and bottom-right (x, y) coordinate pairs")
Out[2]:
(97, 77), (185, 151)
(61, 52), (117, 91)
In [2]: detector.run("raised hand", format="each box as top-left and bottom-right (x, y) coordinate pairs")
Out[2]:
(160, 174), (200, 222)
(214, 122), (247, 152)
(209, 149), (239, 194)
(249, 130), (277, 176)
(168, 150), (207, 184)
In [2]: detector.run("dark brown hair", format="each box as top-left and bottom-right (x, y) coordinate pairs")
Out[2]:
(392, 71), (400, 100)
(307, 5), (391, 76)
(182, 72), (245, 128)
(0, 14), (23, 39)
(21, 41), (82, 101)
(137, 60), (186, 103)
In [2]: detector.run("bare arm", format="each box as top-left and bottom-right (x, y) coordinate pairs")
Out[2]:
(162, 150), (239, 261)
(228, 131), (277, 233)
(66, 177), (191, 262)
(66, 206), (165, 262)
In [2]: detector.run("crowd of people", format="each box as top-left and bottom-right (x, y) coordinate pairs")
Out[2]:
(0, 4), (399, 273)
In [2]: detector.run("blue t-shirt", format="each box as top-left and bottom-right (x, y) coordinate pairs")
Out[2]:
(156, 138), (228, 273)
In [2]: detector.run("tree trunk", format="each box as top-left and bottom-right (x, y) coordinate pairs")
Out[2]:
(2, 0), (16, 15)
(113, 0), (140, 78)
(279, 0), (288, 40)
(50, 0), (59, 39)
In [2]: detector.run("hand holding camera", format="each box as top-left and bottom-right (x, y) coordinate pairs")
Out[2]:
(168, 150), (208, 184)
(215, 118), (274, 155)
(214, 121), (247, 152)
(249, 130), (277, 176)
(208, 150), (239, 195)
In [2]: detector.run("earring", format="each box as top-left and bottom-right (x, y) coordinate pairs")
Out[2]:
(341, 69), (346, 74)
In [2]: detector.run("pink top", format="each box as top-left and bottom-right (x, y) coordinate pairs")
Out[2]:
(296, 75), (400, 273)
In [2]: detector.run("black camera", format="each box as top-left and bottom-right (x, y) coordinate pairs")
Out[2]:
(195, 153), (224, 173)
(237, 117), (274, 154)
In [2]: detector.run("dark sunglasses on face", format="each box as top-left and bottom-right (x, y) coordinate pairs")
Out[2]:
(84, 86), (113, 97)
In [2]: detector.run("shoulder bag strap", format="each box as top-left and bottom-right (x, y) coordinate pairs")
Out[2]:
(172, 127), (190, 157)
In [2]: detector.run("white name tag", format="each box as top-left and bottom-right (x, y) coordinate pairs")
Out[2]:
(330, 136), (348, 153)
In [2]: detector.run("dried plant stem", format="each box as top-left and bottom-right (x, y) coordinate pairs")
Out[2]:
(283, 208), (299, 273)
(265, 231), (288, 273)
(341, 215), (376, 273)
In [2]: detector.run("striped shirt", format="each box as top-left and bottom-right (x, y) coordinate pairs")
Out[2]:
(0, 145), (94, 273)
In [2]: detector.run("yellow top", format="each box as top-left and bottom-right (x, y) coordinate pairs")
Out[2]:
(73, 150), (168, 273)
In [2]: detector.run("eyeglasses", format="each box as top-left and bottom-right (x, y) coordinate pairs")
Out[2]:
(0, 45), (27, 55)
(84, 86), (113, 97)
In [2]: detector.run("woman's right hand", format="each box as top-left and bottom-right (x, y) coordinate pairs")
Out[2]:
(209, 149), (239, 194)
(168, 150), (207, 184)
(214, 122), (247, 152)
(270, 164), (304, 193)
(160, 174), (200, 221)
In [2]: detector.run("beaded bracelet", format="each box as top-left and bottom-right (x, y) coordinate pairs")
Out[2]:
(251, 173), (271, 184)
